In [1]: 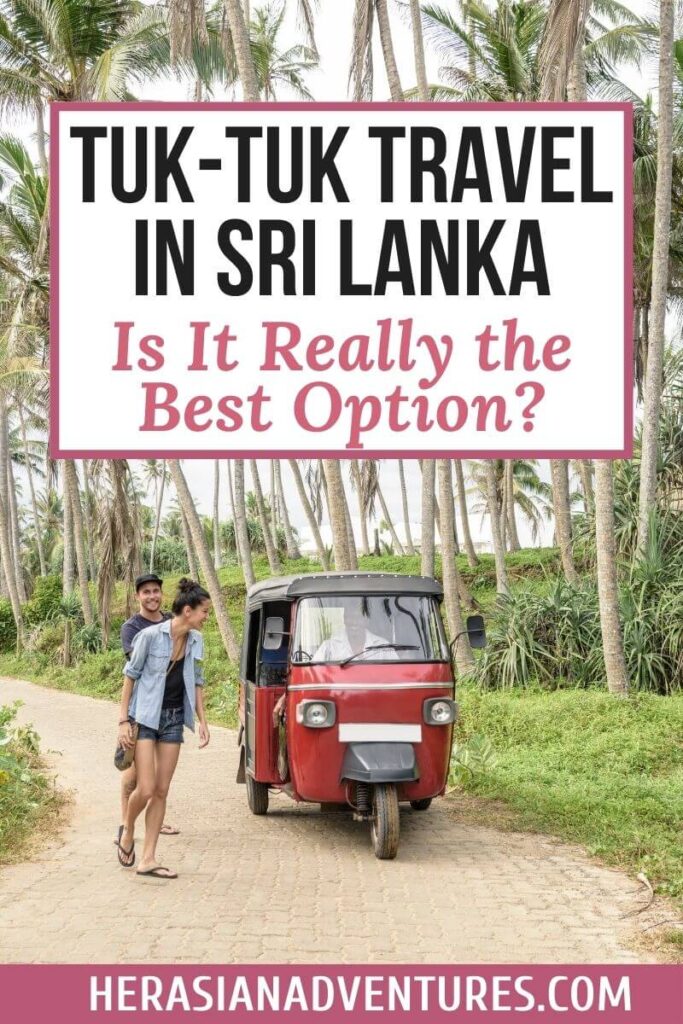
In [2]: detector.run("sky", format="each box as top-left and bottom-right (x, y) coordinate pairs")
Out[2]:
(7, 0), (665, 553)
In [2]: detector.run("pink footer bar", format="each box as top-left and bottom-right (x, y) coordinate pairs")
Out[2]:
(1, 965), (681, 1023)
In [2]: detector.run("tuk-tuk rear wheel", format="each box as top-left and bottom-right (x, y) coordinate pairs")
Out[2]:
(246, 772), (269, 815)
(370, 784), (400, 860)
(410, 798), (432, 811)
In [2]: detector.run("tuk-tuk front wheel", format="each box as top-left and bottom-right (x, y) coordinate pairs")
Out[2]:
(246, 772), (269, 815)
(370, 784), (400, 860)
(410, 798), (432, 811)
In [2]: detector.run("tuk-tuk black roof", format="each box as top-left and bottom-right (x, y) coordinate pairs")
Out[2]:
(246, 572), (443, 610)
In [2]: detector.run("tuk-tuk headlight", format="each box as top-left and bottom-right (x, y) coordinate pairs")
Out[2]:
(297, 700), (336, 728)
(424, 698), (458, 725)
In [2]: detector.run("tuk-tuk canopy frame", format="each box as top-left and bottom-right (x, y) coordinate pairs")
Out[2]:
(246, 572), (444, 612)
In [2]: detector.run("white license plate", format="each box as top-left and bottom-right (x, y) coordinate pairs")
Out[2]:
(338, 723), (422, 743)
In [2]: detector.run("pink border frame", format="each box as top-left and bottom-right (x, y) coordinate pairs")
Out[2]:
(49, 101), (634, 460)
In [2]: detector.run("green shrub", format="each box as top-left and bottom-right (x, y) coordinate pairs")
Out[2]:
(0, 702), (55, 862)
(24, 575), (63, 626)
(0, 600), (17, 651)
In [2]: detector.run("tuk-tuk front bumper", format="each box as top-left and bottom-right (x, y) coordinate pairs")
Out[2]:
(341, 742), (419, 784)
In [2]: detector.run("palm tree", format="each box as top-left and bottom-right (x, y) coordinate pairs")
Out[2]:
(420, 458), (435, 577)
(250, 1), (317, 99)
(0, 0), (172, 112)
(63, 459), (94, 625)
(249, 460), (282, 573)
(212, 460), (222, 569)
(94, 459), (141, 644)
(409, 0), (429, 101)
(484, 459), (508, 596)
(225, 0), (261, 99)
(323, 460), (354, 570)
(549, 459), (579, 582)
(288, 459), (329, 568)
(350, 0), (403, 100)
(168, 460), (240, 660)
(437, 459), (475, 673)
(397, 459), (416, 555)
(637, 0), (675, 553)
(375, 469), (404, 555)
(233, 459), (255, 586)
(453, 459), (478, 567)
(350, 461), (371, 556)
(594, 459), (629, 694)
(274, 460), (300, 559)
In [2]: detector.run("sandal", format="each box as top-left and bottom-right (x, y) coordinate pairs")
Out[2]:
(116, 835), (135, 868)
(159, 824), (180, 836)
(136, 866), (178, 879)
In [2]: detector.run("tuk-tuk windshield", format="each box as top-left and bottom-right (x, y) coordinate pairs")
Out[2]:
(292, 595), (448, 664)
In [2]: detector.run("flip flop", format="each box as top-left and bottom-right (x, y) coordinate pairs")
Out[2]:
(114, 824), (123, 846)
(159, 824), (180, 836)
(116, 839), (135, 868)
(136, 866), (178, 879)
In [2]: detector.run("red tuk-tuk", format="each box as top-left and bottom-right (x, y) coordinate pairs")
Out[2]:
(237, 572), (484, 859)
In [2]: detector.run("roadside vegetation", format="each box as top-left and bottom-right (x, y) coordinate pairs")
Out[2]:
(1, 548), (681, 907)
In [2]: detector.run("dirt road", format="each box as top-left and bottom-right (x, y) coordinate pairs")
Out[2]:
(0, 677), (654, 963)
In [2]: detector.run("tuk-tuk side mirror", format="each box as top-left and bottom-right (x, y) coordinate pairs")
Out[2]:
(449, 614), (486, 655)
(263, 616), (289, 650)
(466, 614), (486, 649)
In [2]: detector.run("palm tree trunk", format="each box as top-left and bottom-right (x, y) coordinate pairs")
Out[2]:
(63, 460), (94, 625)
(376, 479), (405, 555)
(35, 101), (48, 178)
(438, 460), (475, 674)
(149, 465), (166, 573)
(178, 504), (199, 579)
(500, 466), (508, 552)
(397, 459), (416, 555)
(62, 464), (75, 596)
(375, 0), (403, 100)
(7, 460), (27, 602)
(343, 485), (359, 569)
(0, 489), (24, 648)
(323, 460), (354, 570)
(80, 460), (98, 581)
(485, 460), (509, 596)
(269, 460), (280, 549)
(224, 0), (260, 101)
(505, 460), (522, 551)
(420, 459), (435, 578)
(168, 460), (240, 661)
(0, 395), (13, 598)
(351, 463), (370, 557)
(250, 460), (282, 574)
(594, 460), (629, 695)
(578, 459), (594, 515)
(225, 460), (241, 565)
(288, 460), (329, 569)
(234, 459), (255, 586)
(274, 460), (300, 559)
(453, 460), (478, 567)
(18, 405), (46, 576)
(409, 0), (429, 102)
(550, 459), (579, 583)
(637, 0), (674, 553)
(212, 459), (222, 568)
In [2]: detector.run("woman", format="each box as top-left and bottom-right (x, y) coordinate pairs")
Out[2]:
(116, 578), (211, 879)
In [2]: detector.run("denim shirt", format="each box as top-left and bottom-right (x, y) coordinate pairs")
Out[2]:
(125, 619), (205, 731)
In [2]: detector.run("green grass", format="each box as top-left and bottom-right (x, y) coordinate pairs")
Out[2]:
(455, 683), (683, 906)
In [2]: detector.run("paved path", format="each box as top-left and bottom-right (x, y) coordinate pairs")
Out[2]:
(0, 677), (657, 964)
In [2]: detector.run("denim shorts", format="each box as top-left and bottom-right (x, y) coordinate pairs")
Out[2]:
(136, 707), (184, 744)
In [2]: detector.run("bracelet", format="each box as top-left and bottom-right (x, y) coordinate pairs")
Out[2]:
(118, 719), (129, 726)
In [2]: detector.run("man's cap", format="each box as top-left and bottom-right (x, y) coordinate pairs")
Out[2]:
(135, 573), (163, 592)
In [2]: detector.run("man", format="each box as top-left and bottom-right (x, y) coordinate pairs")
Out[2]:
(117, 573), (179, 843)
(313, 604), (399, 662)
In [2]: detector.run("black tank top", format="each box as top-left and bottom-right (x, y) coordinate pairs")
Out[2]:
(163, 658), (185, 709)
